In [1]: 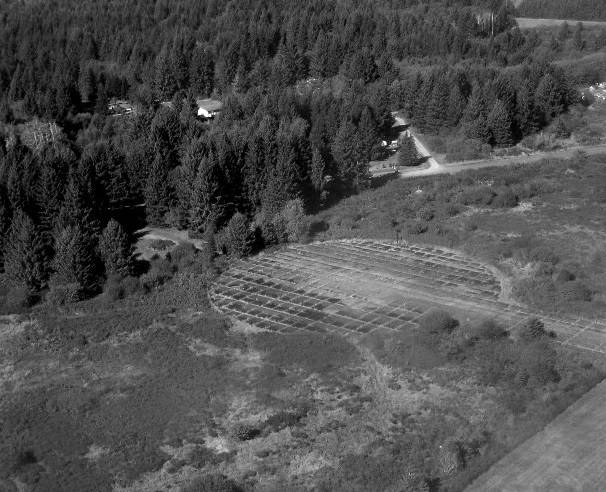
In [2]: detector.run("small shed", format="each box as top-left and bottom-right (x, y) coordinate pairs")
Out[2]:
(196, 98), (223, 118)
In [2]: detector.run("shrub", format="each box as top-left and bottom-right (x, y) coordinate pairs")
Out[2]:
(518, 318), (547, 341)
(407, 220), (429, 235)
(516, 341), (560, 386)
(534, 261), (555, 277)
(181, 474), (242, 492)
(492, 189), (519, 208)
(232, 424), (260, 441)
(555, 269), (576, 283)
(282, 198), (310, 242)
(168, 243), (197, 270)
(103, 275), (141, 301)
(458, 186), (495, 206)
(103, 278), (125, 301)
(471, 319), (508, 341)
(502, 388), (529, 415)
(418, 309), (459, 335)
(149, 239), (175, 251)
(558, 280), (592, 302)
(5, 286), (35, 312)
(416, 207), (434, 222)
(46, 282), (82, 305)
(120, 276), (141, 296)
(161, 273), (208, 310)
(444, 203), (461, 217)
(140, 263), (172, 292)
(464, 217), (479, 231)
(222, 213), (252, 258)
(529, 246), (559, 266)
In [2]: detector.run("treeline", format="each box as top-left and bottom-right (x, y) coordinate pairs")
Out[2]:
(0, 0), (586, 307)
(0, 0), (520, 122)
(396, 61), (577, 145)
(517, 0), (606, 22)
(0, 78), (394, 303)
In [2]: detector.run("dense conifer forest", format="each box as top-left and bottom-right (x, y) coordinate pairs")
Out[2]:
(0, 0), (601, 303)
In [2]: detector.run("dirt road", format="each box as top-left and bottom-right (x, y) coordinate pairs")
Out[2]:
(396, 143), (606, 179)
(393, 115), (446, 177)
(516, 17), (606, 29)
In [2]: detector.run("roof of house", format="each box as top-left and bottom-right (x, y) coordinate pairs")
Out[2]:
(196, 98), (223, 112)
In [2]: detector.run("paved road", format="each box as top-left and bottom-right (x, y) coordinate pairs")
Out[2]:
(467, 378), (606, 491)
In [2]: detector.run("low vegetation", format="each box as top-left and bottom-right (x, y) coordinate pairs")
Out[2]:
(313, 152), (606, 317)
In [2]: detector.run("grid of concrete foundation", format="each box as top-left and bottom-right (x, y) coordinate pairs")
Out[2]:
(210, 240), (606, 353)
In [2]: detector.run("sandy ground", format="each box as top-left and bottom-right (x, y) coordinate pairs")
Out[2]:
(134, 227), (206, 260)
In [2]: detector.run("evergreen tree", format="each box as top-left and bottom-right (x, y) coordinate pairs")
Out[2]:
(462, 85), (489, 142)
(425, 74), (450, 133)
(310, 147), (326, 192)
(557, 22), (569, 42)
(332, 119), (368, 191)
(447, 84), (467, 126)
(57, 160), (104, 238)
(94, 83), (108, 114)
(356, 106), (379, 163)
(515, 84), (538, 137)
(154, 44), (178, 100)
(189, 156), (220, 233)
(51, 225), (98, 295)
(554, 117), (571, 138)
(78, 63), (96, 104)
(144, 155), (173, 225)
(0, 191), (12, 270)
(346, 48), (378, 84)
(190, 46), (215, 96)
(171, 40), (189, 90)
(398, 133), (420, 167)
(99, 219), (134, 278)
(223, 212), (251, 258)
(535, 73), (562, 125)
(573, 22), (585, 51)
(487, 100), (513, 147)
(4, 211), (49, 294)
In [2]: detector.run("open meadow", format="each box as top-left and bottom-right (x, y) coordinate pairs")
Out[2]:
(2, 154), (606, 490)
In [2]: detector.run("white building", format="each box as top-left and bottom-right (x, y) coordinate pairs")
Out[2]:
(196, 98), (223, 118)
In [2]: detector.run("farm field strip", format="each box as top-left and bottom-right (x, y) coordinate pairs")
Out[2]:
(210, 241), (606, 353)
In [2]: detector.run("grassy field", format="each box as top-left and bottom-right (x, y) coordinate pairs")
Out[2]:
(2, 154), (606, 490)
